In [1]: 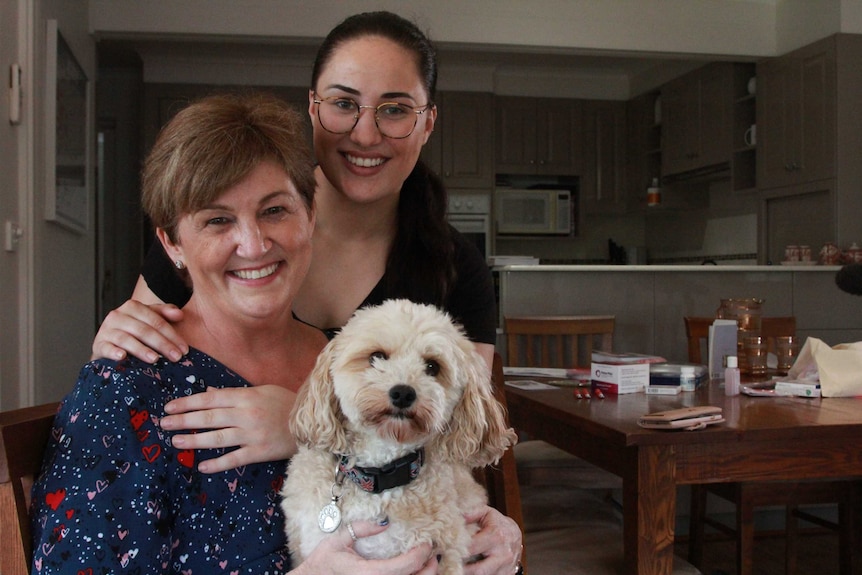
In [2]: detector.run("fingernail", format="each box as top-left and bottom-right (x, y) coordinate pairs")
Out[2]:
(146, 352), (159, 364)
(169, 349), (182, 362)
(161, 418), (176, 430)
(376, 515), (389, 526)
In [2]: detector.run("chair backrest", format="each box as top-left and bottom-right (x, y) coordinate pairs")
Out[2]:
(0, 402), (58, 575)
(486, 353), (525, 563)
(504, 315), (615, 368)
(474, 354), (525, 551)
(684, 316), (797, 364)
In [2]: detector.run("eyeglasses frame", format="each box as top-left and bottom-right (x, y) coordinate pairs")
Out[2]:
(312, 94), (433, 139)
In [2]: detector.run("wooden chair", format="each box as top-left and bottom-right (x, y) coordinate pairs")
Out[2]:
(0, 402), (58, 575)
(504, 316), (620, 489)
(683, 316), (855, 575)
(505, 315), (615, 369)
(684, 315), (797, 364)
(477, 353), (525, 537)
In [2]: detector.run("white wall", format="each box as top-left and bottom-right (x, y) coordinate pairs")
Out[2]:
(0, 0), (96, 409)
(0, 0), (28, 409)
(35, 0), (97, 404)
(88, 0), (858, 100)
(90, 0), (778, 57)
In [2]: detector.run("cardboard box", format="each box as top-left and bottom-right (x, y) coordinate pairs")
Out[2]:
(590, 361), (650, 394)
(646, 385), (682, 395)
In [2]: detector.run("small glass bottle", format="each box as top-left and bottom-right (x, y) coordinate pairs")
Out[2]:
(724, 355), (740, 396)
(680, 365), (697, 392)
(647, 178), (661, 207)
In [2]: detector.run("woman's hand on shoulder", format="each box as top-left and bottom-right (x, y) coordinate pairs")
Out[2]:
(290, 520), (438, 575)
(92, 299), (187, 363)
(160, 385), (298, 473)
(464, 506), (523, 575)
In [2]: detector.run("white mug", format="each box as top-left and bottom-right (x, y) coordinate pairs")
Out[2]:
(744, 124), (757, 147)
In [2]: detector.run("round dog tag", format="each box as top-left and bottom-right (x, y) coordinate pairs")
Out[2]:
(318, 500), (342, 533)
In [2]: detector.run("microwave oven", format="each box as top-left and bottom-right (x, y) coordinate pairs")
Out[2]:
(495, 188), (572, 235)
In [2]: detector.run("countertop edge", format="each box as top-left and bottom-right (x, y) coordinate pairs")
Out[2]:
(492, 265), (844, 272)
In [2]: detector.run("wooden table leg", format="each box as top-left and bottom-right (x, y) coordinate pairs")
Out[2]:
(624, 444), (677, 575)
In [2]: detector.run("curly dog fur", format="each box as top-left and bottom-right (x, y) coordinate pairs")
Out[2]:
(281, 299), (516, 574)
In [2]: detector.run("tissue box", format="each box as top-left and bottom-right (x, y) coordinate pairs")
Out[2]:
(590, 361), (650, 395)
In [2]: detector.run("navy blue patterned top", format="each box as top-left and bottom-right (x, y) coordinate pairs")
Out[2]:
(30, 349), (291, 574)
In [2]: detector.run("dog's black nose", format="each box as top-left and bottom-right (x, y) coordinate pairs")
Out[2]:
(388, 385), (416, 409)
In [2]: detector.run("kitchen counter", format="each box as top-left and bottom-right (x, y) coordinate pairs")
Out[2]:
(495, 264), (841, 272)
(495, 264), (861, 363)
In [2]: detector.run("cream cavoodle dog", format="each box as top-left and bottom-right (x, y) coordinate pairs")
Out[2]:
(281, 299), (517, 574)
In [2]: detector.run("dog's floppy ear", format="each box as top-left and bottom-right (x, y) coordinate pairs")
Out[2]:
(437, 349), (517, 467)
(290, 341), (348, 453)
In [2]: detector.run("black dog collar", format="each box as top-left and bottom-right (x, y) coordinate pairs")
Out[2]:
(338, 448), (425, 494)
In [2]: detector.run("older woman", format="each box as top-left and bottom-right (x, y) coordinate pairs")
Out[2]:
(30, 93), (436, 575)
(89, 11), (522, 575)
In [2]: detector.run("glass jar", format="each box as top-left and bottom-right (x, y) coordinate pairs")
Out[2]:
(717, 298), (764, 374)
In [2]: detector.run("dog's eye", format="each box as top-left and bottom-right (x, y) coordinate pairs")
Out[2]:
(369, 351), (388, 365)
(424, 359), (440, 377)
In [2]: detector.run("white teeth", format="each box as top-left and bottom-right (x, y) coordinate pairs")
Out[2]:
(347, 154), (385, 168)
(233, 263), (278, 280)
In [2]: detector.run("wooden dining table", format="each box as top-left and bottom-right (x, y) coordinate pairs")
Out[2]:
(504, 379), (862, 575)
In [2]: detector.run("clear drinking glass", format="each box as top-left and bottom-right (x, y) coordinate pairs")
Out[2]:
(775, 335), (800, 375)
(744, 335), (768, 377)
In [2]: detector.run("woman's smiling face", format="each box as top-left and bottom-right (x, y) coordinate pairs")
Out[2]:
(159, 160), (314, 323)
(310, 35), (436, 205)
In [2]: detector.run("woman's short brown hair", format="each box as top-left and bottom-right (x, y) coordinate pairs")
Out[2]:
(142, 92), (315, 241)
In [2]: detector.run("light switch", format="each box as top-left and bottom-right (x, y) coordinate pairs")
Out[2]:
(5, 221), (22, 252)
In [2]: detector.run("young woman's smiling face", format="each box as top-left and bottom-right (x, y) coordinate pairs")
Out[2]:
(159, 160), (314, 324)
(310, 35), (437, 206)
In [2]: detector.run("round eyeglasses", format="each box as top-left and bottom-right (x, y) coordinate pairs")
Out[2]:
(313, 95), (432, 139)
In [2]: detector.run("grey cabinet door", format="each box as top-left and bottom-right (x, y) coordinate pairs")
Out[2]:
(757, 39), (835, 189)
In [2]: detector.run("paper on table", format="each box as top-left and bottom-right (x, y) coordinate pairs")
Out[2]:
(504, 379), (559, 390)
(503, 366), (569, 378)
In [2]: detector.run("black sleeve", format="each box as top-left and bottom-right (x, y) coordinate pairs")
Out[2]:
(140, 240), (192, 307)
(446, 227), (497, 345)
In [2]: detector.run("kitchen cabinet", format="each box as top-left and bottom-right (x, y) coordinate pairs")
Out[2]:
(756, 37), (836, 190)
(760, 180), (834, 265)
(422, 91), (494, 188)
(580, 100), (627, 213)
(661, 63), (733, 176)
(756, 34), (862, 252)
(494, 97), (582, 175)
(145, 84), (312, 150)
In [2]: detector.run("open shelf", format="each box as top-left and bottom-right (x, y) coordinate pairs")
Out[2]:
(731, 63), (757, 193)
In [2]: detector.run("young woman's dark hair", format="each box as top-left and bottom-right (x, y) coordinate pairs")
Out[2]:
(312, 11), (455, 306)
(311, 11), (438, 105)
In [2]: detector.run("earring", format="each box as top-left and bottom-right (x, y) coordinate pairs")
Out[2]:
(174, 260), (185, 270)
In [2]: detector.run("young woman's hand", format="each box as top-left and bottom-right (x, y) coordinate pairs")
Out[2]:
(160, 384), (298, 473)
(463, 506), (523, 575)
(291, 520), (438, 575)
(92, 299), (188, 363)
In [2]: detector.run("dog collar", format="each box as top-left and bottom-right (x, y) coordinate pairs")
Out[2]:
(338, 448), (425, 494)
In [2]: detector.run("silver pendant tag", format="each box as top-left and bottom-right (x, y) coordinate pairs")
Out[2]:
(318, 498), (342, 533)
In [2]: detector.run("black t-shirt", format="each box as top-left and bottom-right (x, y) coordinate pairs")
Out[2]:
(140, 228), (497, 344)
